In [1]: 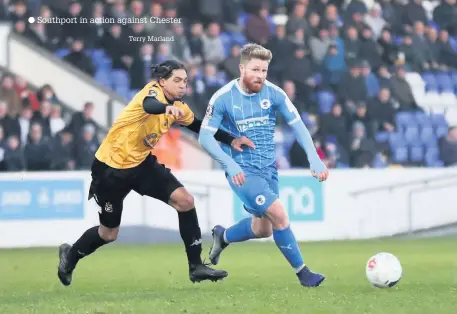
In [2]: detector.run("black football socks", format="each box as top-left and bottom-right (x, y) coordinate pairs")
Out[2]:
(178, 208), (203, 265)
(67, 226), (109, 265)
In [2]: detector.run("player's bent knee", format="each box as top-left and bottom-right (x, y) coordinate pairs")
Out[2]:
(252, 219), (273, 238)
(98, 224), (119, 242)
(256, 227), (273, 238)
(169, 188), (195, 212)
(265, 200), (290, 230)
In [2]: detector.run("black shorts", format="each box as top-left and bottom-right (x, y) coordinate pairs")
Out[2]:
(88, 155), (183, 228)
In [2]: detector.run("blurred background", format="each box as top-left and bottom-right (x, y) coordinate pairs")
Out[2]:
(0, 0), (456, 171)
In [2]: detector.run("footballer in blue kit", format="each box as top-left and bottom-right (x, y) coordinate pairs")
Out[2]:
(198, 43), (329, 287)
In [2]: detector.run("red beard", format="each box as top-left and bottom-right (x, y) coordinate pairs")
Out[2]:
(243, 77), (263, 93)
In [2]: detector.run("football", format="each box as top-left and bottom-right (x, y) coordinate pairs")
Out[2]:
(366, 252), (403, 288)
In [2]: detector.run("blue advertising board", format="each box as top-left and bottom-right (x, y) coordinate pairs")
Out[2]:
(233, 175), (324, 222)
(0, 179), (85, 220)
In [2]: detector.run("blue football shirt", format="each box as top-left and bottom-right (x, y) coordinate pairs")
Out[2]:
(202, 79), (301, 173)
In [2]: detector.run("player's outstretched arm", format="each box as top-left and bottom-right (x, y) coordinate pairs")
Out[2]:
(198, 99), (246, 185)
(184, 118), (233, 146)
(275, 88), (329, 181)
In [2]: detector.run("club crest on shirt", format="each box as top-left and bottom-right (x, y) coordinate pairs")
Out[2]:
(205, 102), (214, 118)
(148, 89), (157, 97)
(143, 133), (159, 148)
(260, 99), (272, 110)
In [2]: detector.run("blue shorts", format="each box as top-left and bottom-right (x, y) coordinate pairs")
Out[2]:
(227, 164), (279, 217)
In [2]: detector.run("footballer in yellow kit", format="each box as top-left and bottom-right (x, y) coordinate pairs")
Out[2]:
(57, 60), (255, 287)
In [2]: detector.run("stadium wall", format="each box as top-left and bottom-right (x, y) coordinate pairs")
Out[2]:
(1, 168), (456, 248)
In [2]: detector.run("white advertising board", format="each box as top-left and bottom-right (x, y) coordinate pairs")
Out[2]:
(0, 168), (456, 248)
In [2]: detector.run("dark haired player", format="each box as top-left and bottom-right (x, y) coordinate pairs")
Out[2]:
(57, 60), (255, 286)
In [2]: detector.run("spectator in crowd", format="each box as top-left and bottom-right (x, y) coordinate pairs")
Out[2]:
(377, 28), (399, 67)
(433, 0), (457, 36)
(338, 61), (368, 114)
(14, 76), (40, 111)
(63, 39), (96, 76)
(102, 24), (132, 71)
(369, 88), (398, 133)
(130, 43), (156, 90)
(75, 124), (99, 170)
(350, 121), (377, 168)
(285, 44), (315, 105)
(390, 65), (421, 111)
(360, 27), (382, 71)
(50, 105), (65, 136)
(364, 2), (386, 40)
(170, 23), (193, 65)
(285, 1), (308, 36)
(24, 123), (52, 171)
(203, 63), (225, 102)
(188, 22), (205, 65)
(3, 135), (25, 171)
(51, 129), (75, 170)
(344, 26), (361, 63)
(18, 106), (32, 147)
(266, 24), (290, 82)
(322, 43), (346, 89)
(310, 27), (332, 65)
(31, 100), (52, 138)
(361, 60), (380, 99)
(436, 29), (457, 69)
(0, 74), (21, 116)
(319, 103), (349, 151)
(352, 103), (376, 139)
(202, 23), (225, 65)
(404, 0), (428, 28)
(0, 100), (20, 139)
(37, 84), (59, 104)
(245, 5), (271, 45)
(439, 126), (457, 167)
(221, 44), (241, 81)
(68, 101), (97, 140)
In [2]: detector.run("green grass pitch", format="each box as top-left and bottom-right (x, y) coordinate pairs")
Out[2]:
(0, 237), (456, 314)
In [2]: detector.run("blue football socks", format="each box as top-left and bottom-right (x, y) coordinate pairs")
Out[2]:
(224, 217), (256, 243)
(273, 225), (305, 272)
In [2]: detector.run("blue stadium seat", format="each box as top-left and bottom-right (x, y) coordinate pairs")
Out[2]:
(55, 48), (69, 58)
(393, 146), (408, 163)
(436, 72), (453, 92)
(375, 131), (390, 143)
(238, 12), (249, 27)
(404, 126), (420, 145)
(450, 72), (457, 89)
(422, 72), (437, 92)
(409, 144), (424, 163)
(94, 70), (111, 87)
(420, 126), (435, 144)
(128, 89), (140, 100)
(111, 70), (130, 88)
(115, 86), (130, 100)
(232, 32), (248, 46)
(414, 111), (432, 127)
(449, 37), (457, 51)
(436, 125), (448, 138)
(388, 132), (406, 147)
(395, 111), (415, 131)
(219, 32), (233, 57)
(425, 146), (439, 164)
(317, 91), (335, 114)
(430, 114), (448, 128)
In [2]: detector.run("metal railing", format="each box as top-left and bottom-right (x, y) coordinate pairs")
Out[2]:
(349, 173), (457, 235)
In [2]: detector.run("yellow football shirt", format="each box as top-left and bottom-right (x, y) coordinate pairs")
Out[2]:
(95, 81), (194, 169)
